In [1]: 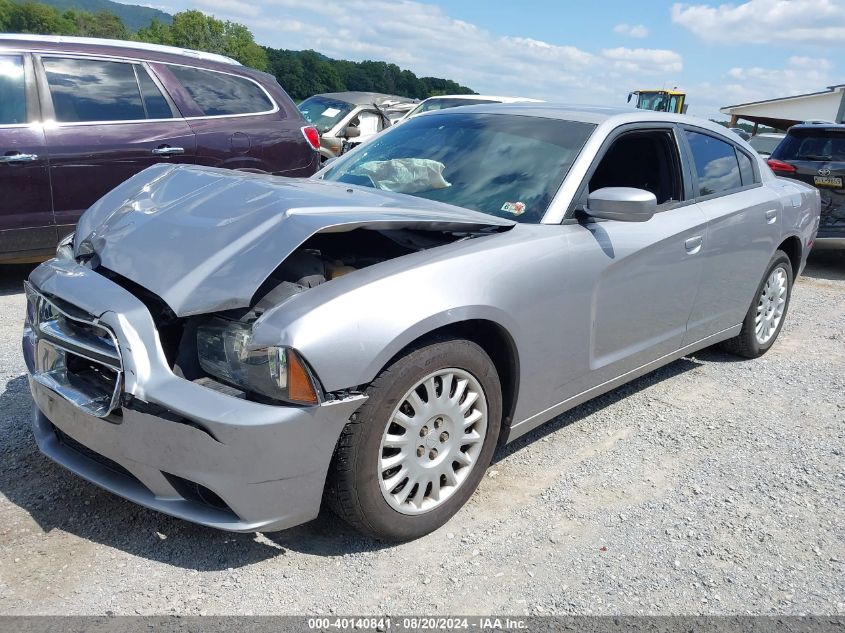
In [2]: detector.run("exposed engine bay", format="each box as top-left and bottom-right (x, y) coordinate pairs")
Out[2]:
(248, 227), (471, 317)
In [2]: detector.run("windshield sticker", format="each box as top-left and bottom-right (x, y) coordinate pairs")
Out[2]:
(322, 107), (341, 117)
(500, 201), (526, 216)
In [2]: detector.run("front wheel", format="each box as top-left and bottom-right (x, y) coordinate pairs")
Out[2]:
(326, 339), (502, 541)
(720, 250), (793, 358)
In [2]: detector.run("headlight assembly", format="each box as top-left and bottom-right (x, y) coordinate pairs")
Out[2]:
(196, 318), (320, 405)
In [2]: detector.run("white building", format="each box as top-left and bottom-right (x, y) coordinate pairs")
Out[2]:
(720, 84), (845, 131)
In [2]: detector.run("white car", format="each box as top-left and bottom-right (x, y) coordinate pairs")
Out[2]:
(748, 133), (786, 159)
(396, 94), (542, 124)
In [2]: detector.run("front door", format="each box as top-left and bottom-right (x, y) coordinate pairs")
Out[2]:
(0, 53), (55, 257)
(36, 55), (196, 234)
(555, 127), (708, 399)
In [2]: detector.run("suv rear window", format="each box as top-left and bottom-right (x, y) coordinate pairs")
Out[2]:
(168, 66), (274, 116)
(772, 128), (845, 162)
(0, 55), (26, 125)
(43, 57), (173, 123)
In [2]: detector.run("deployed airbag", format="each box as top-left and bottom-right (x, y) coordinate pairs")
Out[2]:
(353, 159), (451, 194)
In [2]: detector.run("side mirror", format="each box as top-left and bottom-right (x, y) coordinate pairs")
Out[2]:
(584, 187), (656, 222)
(627, 92), (634, 103)
(344, 126), (361, 139)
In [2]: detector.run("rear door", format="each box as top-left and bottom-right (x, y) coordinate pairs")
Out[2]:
(36, 55), (196, 233)
(681, 127), (781, 343)
(151, 63), (314, 176)
(0, 53), (55, 257)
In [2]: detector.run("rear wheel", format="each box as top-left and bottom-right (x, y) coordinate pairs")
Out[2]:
(326, 339), (502, 541)
(720, 250), (793, 358)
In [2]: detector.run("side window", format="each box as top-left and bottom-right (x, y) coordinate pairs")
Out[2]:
(43, 57), (146, 123)
(684, 130), (742, 197)
(0, 55), (27, 125)
(136, 66), (173, 119)
(588, 129), (683, 206)
(168, 66), (273, 116)
(736, 149), (756, 186)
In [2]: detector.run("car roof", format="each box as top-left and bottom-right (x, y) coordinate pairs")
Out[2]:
(419, 94), (540, 103)
(753, 133), (786, 138)
(416, 102), (732, 132)
(0, 33), (246, 73)
(788, 122), (845, 132)
(313, 92), (417, 106)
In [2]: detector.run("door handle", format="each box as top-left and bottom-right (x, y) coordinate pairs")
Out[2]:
(765, 209), (778, 224)
(152, 146), (185, 156)
(684, 235), (703, 254)
(0, 153), (39, 164)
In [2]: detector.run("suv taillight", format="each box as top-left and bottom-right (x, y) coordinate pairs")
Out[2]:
(767, 158), (797, 173)
(301, 126), (320, 151)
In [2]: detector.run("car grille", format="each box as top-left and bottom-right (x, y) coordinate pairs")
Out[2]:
(23, 282), (123, 418)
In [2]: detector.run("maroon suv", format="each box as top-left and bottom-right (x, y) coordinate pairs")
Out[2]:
(0, 34), (320, 261)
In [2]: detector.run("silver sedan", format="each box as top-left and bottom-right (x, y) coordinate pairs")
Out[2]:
(23, 105), (820, 541)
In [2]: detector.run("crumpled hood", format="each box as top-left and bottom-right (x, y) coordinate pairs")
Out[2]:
(75, 164), (513, 317)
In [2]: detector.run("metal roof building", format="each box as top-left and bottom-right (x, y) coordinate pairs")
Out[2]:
(721, 84), (845, 131)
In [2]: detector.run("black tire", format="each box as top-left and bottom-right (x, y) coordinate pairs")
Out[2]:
(325, 338), (502, 541)
(720, 249), (793, 358)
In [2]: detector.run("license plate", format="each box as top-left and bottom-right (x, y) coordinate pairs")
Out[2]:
(814, 175), (843, 188)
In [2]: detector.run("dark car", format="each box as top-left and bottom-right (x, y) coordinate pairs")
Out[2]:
(0, 34), (320, 262)
(768, 123), (845, 239)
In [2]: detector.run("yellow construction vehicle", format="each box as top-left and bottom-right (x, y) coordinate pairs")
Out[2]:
(627, 89), (687, 114)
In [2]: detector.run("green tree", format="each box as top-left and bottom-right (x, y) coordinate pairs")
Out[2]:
(0, 0), (14, 31)
(66, 9), (129, 39)
(168, 10), (224, 53)
(8, 1), (73, 35)
(222, 21), (266, 70)
(136, 17), (172, 45)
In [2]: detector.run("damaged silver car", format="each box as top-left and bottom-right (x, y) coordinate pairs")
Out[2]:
(23, 105), (820, 540)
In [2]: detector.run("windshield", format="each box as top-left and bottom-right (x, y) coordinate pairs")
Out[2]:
(322, 112), (595, 223)
(298, 96), (353, 133)
(405, 97), (498, 119)
(636, 92), (670, 111)
(772, 129), (845, 161)
(749, 135), (784, 155)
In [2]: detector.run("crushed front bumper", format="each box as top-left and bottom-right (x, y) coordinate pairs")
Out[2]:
(23, 259), (366, 532)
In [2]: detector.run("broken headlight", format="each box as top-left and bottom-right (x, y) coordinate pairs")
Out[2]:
(196, 318), (319, 405)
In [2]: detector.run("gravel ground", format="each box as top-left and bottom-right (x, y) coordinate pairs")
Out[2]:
(0, 246), (843, 616)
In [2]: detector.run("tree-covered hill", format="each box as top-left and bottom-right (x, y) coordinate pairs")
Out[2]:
(0, 0), (475, 100)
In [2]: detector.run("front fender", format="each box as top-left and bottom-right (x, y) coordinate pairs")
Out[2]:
(248, 248), (525, 393)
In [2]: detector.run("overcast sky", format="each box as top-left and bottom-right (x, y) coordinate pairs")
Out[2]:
(134, 0), (845, 120)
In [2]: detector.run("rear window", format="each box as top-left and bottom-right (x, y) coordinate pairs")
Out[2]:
(772, 128), (845, 161)
(0, 55), (26, 125)
(407, 98), (498, 117)
(748, 135), (783, 155)
(42, 58), (173, 123)
(684, 130), (742, 197)
(169, 66), (274, 116)
(44, 57), (146, 122)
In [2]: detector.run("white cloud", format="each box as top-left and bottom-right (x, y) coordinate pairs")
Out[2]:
(613, 23), (649, 38)
(177, 0), (681, 104)
(671, 0), (845, 45)
(601, 48), (683, 74)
